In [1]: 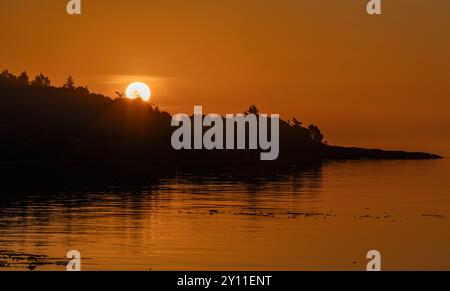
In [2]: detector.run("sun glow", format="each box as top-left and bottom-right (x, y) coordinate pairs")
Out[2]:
(125, 82), (151, 101)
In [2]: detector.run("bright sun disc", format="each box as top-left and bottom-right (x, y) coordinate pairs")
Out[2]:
(125, 82), (151, 101)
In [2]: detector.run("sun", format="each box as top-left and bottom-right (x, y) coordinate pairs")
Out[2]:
(125, 82), (151, 101)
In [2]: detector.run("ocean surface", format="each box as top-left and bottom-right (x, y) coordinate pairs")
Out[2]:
(0, 159), (449, 270)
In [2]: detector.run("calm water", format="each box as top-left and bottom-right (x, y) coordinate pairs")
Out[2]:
(0, 159), (449, 270)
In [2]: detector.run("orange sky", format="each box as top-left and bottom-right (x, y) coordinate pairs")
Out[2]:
(1, 0), (449, 155)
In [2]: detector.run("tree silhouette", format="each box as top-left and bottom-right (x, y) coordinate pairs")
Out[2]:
(17, 71), (29, 86)
(31, 73), (51, 87)
(290, 117), (303, 127)
(308, 125), (324, 143)
(0, 70), (17, 85)
(75, 86), (89, 95)
(0, 70), (9, 79)
(63, 76), (75, 89)
(245, 105), (259, 115)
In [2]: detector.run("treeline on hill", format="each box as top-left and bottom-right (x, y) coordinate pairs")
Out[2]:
(0, 70), (440, 167)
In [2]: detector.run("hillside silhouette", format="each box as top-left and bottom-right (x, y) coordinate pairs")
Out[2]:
(0, 70), (441, 171)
